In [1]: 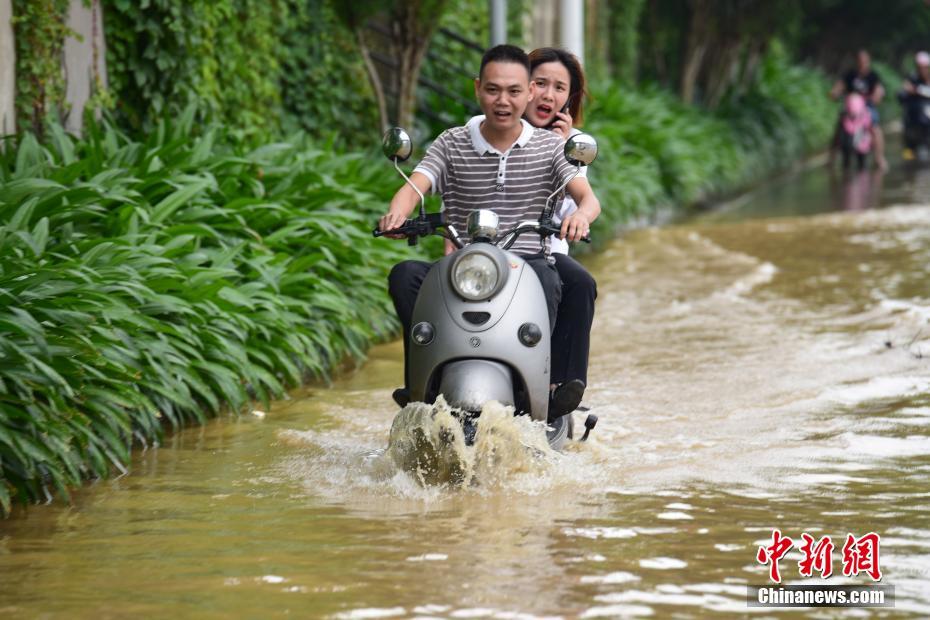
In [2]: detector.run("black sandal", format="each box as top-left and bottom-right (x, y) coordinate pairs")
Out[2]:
(392, 387), (411, 408)
(548, 379), (585, 422)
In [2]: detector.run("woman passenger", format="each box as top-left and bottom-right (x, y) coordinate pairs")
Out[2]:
(524, 47), (598, 420)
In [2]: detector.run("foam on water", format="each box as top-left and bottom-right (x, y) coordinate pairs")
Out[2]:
(579, 571), (641, 584)
(879, 298), (930, 322)
(333, 607), (407, 619)
(819, 376), (930, 405)
(638, 557), (688, 570)
(589, 588), (745, 615)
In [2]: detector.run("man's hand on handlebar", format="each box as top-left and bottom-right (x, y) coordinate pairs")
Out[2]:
(378, 210), (409, 239)
(560, 211), (592, 243)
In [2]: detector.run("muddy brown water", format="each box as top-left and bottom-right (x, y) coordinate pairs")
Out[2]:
(2, 159), (930, 618)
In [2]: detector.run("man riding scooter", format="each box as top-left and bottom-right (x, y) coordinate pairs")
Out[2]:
(378, 44), (601, 422)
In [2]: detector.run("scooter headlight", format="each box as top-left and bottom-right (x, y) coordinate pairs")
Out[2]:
(451, 251), (500, 301)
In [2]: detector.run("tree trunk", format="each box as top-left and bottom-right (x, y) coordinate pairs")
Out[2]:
(703, 38), (741, 109)
(646, 0), (667, 86)
(525, 0), (558, 53)
(355, 29), (390, 132)
(0, 0), (15, 136)
(392, 0), (447, 130)
(63, 0), (107, 136)
(736, 41), (766, 96)
(680, 0), (711, 104)
(333, 0), (447, 132)
(585, 0), (609, 82)
(680, 42), (706, 105)
(607, 0), (646, 86)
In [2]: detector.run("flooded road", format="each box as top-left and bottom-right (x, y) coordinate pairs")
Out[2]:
(3, 160), (930, 618)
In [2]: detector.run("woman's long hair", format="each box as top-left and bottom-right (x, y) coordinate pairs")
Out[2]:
(528, 47), (588, 127)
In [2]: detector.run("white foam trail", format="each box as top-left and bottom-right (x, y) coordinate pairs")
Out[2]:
(839, 433), (930, 459)
(639, 557), (688, 570)
(562, 527), (638, 540)
(333, 608), (406, 619)
(405, 553), (448, 562)
(579, 571), (641, 585)
(820, 376), (930, 405)
(719, 262), (778, 298)
(590, 588), (746, 614)
(879, 299), (930, 322)
(580, 604), (654, 618)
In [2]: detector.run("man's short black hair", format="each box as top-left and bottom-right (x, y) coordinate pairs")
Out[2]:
(479, 44), (530, 81)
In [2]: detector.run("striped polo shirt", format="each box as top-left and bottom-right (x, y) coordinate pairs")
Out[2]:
(414, 116), (575, 255)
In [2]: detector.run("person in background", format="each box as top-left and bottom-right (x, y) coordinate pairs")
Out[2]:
(899, 51), (930, 160)
(830, 49), (888, 170)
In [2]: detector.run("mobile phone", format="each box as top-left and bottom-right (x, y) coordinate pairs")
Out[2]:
(546, 99), (572, 129)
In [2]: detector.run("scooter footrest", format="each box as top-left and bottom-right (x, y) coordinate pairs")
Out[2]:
(580, 414), (598, 442)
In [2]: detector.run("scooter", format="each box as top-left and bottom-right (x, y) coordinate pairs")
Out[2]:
(374, 128), (599, 450)
(900, 83), (930, 161)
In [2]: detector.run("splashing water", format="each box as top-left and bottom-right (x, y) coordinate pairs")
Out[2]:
(382, 397), (469, 486)
(382, 396), (558, 488)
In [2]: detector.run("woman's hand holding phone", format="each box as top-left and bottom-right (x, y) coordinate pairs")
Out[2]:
(548, 101), (573, 140)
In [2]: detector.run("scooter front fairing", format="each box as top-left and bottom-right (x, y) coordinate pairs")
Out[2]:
(407, 246), (551, 422)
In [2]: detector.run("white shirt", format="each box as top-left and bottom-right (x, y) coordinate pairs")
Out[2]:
(549, 127), (587, 255)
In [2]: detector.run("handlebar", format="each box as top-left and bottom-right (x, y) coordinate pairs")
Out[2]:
(499, 220), (591, 250)
(373, 212), (447, 237)
(538, 222), (591, 244)
(373, 212), (464, 248)
(374, 214), (590, 248)
(372, 219), (416, 238)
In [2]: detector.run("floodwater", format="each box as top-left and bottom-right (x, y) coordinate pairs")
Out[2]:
(3, 158), (930, 618)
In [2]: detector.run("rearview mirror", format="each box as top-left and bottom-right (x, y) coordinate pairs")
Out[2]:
(382, 127), (412, 162)
(565, 133), (598, 167)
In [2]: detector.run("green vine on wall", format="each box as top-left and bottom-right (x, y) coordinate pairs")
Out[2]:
(11, 0), (399, 145)
(279, 0), (378, 148)
(104, 0), (285, 137)
(12, 0), (73, 139)
(103, 0), (378, 144)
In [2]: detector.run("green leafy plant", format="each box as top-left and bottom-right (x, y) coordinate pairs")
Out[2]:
(103, 0), (381, 145)
(0, 111), (429, 514)
(104, 0), (282, 137)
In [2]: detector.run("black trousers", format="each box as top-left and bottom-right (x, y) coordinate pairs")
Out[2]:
(388, 254), (561, 389)
(550, 253), (597, 386)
